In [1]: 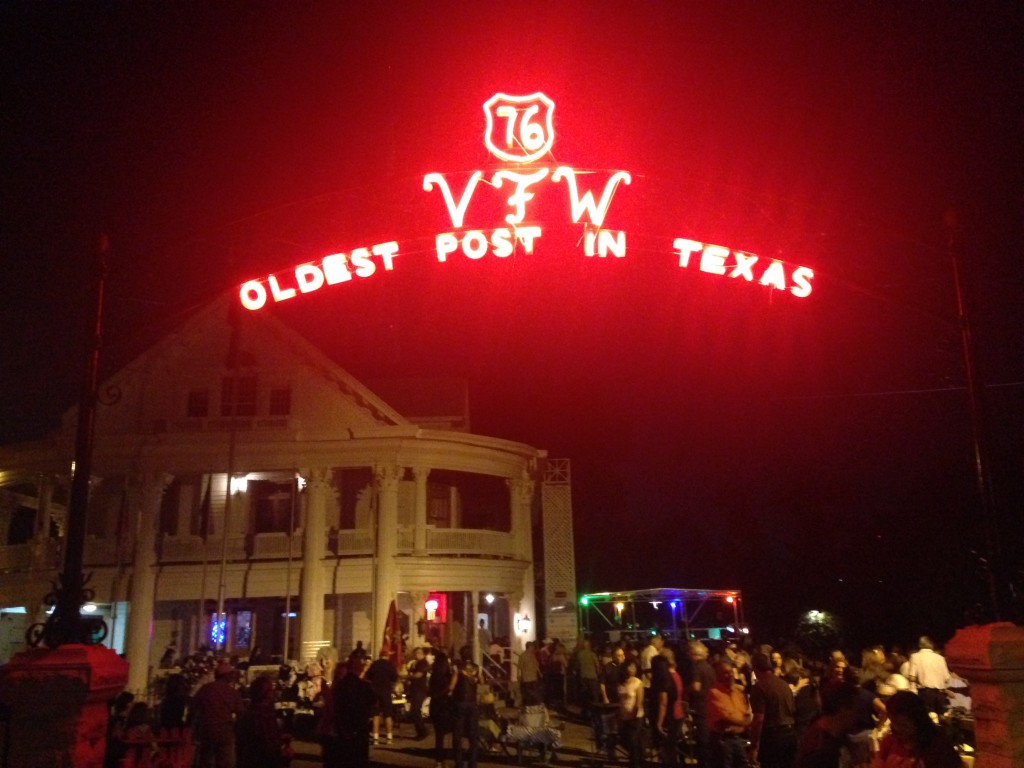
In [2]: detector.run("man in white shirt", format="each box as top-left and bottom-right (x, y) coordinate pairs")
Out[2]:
(639, 634), (664, 730)
(906, 636), (950, 715)
(639, 634), (664, 689)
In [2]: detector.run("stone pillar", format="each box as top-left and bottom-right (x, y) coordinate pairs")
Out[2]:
(373, 464), (402, 653)
(125, 472), (169, 694)
(412, 466), (429, 555)
(945, 622), (1024, 768)
(299, 469), (330, 660)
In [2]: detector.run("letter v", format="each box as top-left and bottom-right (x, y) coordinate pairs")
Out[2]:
(423, 171), (484, 228)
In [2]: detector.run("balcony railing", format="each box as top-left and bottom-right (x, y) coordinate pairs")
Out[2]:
(0, 539), (61, 572)
(0, 527), (516, 571)
(159, 534), (247, 562)
(426, 528), (513, 557)
(251, 531), (302, 559)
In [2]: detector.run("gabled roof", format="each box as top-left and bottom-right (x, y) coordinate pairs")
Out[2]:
(65, 292), (408, 434)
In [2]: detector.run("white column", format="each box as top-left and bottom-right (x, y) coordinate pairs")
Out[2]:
(299, 469), (330, 660)
(174, 477), (193, 537)
(412, 466), (429, 555)
(373, 464), (402, 653)
(34, 475), (53, 539)
(509, 473), (536, 651)
(126, 472), (170, 694)
(471, 590), (481, 666)
(31, 476), (55, 570)
(508, 473), (534, 561)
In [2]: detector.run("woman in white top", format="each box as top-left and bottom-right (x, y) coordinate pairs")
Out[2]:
(617, 660), (644, 768)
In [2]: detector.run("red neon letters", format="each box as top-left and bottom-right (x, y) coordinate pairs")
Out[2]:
(240, 241), (399, 311)
(237, 92), (816, 310)
(673, 239), (814, 298)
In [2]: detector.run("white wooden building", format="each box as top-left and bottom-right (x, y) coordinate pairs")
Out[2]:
(0, 296), (577, 692)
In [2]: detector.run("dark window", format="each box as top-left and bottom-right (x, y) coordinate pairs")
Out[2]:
(428, 484), (451, 527)
(338, 467), (373, 529)
(187, 389), (209, 418)
(7, 506), (35, 545)
(252, 480), (297, 533)
(221, 376), (257, 417)
(269, 387), (292, 416)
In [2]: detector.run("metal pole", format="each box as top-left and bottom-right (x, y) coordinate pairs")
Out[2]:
(283, 476), (297, 661)
(946, 209), (1001, 619)
(40, 235), (108, 647)
(216, 305), (243, 651)
(216, 440), (235, 651)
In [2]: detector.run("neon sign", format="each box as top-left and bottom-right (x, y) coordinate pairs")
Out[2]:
(239, 92), (815, 310)
(483, 92), (556, 163)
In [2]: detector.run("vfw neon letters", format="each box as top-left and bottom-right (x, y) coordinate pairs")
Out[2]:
(238, 92), (815, 310)
(423, 92), (632, 262)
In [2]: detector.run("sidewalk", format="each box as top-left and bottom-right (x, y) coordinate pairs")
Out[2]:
(289, 715), (603, 767)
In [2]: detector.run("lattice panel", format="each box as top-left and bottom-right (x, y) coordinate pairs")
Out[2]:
(542, 459), (578, 641)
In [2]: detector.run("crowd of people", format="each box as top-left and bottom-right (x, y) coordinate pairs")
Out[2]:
(544, 632), (970, 768)
(101, 632), (971, 768)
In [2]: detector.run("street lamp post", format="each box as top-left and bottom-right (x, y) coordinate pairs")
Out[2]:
(28, 235), (112, 648)
(946, 209), (1001, 620)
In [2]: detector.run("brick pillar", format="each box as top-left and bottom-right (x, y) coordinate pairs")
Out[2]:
(945, 622), (1024, 768)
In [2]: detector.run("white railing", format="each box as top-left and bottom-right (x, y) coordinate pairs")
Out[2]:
(0, 543), (33, 571)
(251, 532), (300, 559)
(426, 528), (514, 557)
(158, 534), (246, 562)
(336, 529), (374, 555)
(0, 540), (60, 572)
(397, 527), (414, 552)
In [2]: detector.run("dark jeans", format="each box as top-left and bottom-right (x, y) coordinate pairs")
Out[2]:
(656, 718), (679, 768)
(758, 726), (797, 768)
(521, 679), (542, 706)
(919, 687), (947, 715)
(430, 704), (451, 764)
(619, 718), (643, 768)
(692, 713), (712, 768)
(452, 701), (479, 768)
(197, 737), (236, 768)
(710, 732), (749, 768)
(410, 689), (428, 737)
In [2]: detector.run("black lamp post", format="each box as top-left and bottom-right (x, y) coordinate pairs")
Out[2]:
(27, 235), (111, 648)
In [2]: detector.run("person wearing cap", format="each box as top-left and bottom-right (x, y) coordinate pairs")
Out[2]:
(193, 659), (245, 768)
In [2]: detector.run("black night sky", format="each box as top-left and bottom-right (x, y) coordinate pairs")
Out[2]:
(2, 3), (1022, 651)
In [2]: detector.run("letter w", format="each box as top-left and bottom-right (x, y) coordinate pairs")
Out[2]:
(552, 168), (632, 227)
(423, 172), (484, 228)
